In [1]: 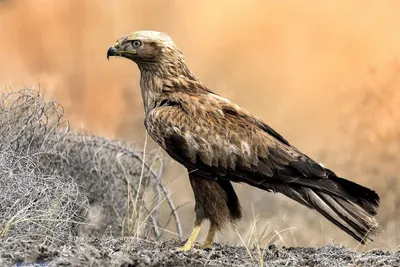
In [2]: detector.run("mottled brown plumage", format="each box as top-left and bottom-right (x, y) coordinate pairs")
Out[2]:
(107, 31), (380, 250)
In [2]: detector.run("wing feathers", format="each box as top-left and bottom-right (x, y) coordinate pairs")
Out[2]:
(146, 92), (380, 243)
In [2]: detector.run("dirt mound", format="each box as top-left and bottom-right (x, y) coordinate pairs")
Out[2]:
(2, 238), (399, 267)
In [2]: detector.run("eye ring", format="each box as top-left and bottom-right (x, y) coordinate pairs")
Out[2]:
(132, 40), (142, 48)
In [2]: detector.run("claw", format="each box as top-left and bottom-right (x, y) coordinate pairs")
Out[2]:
(175, 223), (216, 252)
(196, 242), (213, 250)
(175, 225), (201, 252)
(176, 245), (193, 251)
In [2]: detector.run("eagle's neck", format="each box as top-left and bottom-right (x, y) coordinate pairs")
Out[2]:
(139, 69), (164, 114)
(138, 59), (199, 114)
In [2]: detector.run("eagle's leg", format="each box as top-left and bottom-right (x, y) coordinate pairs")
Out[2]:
(177, 172), (242, 251)
(198, 223), (216, 249)
(176, 223), (202, 251)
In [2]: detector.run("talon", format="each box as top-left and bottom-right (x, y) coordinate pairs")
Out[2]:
(176, 225), (201, 252)
(197, 242), (213, 250)
(176, 245), (193, 252)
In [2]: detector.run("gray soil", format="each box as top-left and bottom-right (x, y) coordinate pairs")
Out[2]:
(2, 238), (399, 267)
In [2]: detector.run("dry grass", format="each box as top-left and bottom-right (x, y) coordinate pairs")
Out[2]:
(0, 87), (87, 247)
(0, 88), (182, 265)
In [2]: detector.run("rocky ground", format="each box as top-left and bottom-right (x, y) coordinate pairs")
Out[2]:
(1, 238), (399, 267)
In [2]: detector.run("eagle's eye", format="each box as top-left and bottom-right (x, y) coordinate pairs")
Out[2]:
(131, 40), (142, 48)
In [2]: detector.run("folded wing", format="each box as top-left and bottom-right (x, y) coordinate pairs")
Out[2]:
(146, 92), (380, 243)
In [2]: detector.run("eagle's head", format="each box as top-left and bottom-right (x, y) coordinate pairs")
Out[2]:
(107, 30), (180, 65)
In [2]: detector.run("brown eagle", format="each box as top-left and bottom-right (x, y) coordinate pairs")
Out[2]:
(107, 31), (380, 251)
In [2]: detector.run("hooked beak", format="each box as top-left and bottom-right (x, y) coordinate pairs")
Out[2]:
(107, 46), (119, 60)
(107, 44), (137, 60)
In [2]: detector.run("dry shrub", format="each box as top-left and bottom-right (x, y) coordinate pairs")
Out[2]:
(0, 87), (87, 247)
(0, 87), (181, 252)
(0, 151), (87, 246)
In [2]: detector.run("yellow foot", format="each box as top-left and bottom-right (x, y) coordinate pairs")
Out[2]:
(197, 223), (216, 250)
(176, 225), (201, 252)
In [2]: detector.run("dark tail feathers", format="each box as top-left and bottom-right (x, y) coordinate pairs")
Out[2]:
(275, 174), (380, 244)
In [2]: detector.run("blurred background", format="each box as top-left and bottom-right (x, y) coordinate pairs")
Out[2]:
(1, 0), (399, 250)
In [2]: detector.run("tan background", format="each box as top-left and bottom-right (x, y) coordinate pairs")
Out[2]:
(1, 0), (399, 250)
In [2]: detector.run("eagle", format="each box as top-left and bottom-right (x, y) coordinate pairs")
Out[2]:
(107, 31), (380, 251)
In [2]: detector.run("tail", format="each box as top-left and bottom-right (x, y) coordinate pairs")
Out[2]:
(274, 173), (380, 244)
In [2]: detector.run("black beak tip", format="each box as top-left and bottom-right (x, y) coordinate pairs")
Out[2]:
(107, 46), (117, 60)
